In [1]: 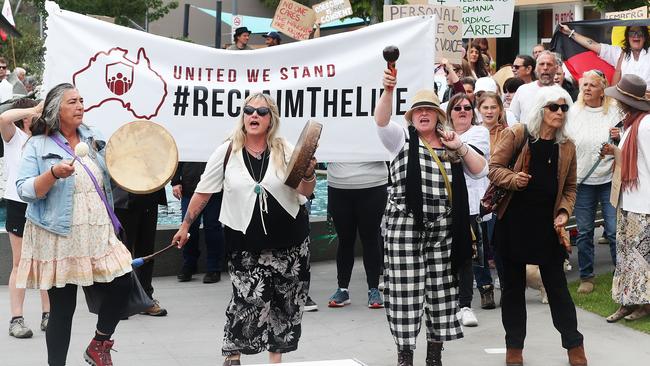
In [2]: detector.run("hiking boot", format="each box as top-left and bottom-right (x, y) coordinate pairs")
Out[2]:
(223, 360), (241, 366)
(203, 271), (221, 284)
(84, 339), (115, 366)
(177, 267), (194, 282)
(9, 317), (33, 339)
(140, 299), (168, 316)
(479, 285), (496, 309)
(368, 288), (384, 309)
(577, 278), (594, 294)
(41, 312), (49, 331)
(397, 349), (413, 366)
(426, 341), (443, 366)
(567, 344), (588, 366)
(328, 288), (351, 307)
(304, 296), (318, 312)
(458, 307), (478, 327)
(598, 236), (609, 245)
(505, 348), (523, 366)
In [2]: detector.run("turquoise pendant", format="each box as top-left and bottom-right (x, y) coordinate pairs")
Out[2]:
(254, 184), (261, 194)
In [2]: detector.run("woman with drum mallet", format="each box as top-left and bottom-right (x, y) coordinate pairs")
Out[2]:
(375, 46), (488, 366)
(172, 93), (317, 366)
(15, 83), (134, 366)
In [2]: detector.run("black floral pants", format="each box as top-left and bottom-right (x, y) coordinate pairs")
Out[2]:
(222, 239), (310, 356)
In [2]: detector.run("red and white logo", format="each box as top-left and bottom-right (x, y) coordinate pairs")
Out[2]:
(73, 47), (167, 119)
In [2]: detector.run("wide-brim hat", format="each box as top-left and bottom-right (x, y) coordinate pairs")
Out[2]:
(234, 26), (251, 38)
(604, 74), (650, 111)
(404, 89), (446, 123)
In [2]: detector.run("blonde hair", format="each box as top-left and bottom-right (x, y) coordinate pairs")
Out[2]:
(576, 70), (614, 114)
(477, 91), (507, 129)
(230, 93), (288, 174)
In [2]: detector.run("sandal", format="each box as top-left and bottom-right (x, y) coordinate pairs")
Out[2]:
(624, 305), (650, 321)
(606, 305), (637, 323)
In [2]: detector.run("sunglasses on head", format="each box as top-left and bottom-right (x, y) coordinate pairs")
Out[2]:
(453, 105), (473, 112)
(627, 30), (644, 37)
(243, 105), (270, 116)
(545, 103), (569, 112)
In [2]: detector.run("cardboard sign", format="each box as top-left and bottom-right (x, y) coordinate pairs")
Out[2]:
(313, 0), (353, 24)
(426, 0), (515, 38)
(552, 4), (574, 30)
(605, 6), (648, 20)
(384, 5), (463, 64)
(271, 0), (316, 40)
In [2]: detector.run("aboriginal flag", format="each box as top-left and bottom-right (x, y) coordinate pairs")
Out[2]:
(550, 19), (650, 84)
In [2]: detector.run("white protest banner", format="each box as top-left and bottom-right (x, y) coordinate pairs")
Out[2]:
(605, 6), (648, 19)
(271, 0), (316, 40)
(43, 1), (436, 163)
(383, 5), (463, 64)
(313, 0), (353, 24)
(427, 0), (514, 38)
(552, 4), (574, 31)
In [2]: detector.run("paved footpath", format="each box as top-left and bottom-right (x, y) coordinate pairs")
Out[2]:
(2, 236), (649, 365)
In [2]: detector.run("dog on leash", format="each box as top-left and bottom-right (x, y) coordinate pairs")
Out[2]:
(526, 260), (572, 304)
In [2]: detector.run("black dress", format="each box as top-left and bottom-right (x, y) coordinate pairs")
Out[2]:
(496, 138), (565, 265)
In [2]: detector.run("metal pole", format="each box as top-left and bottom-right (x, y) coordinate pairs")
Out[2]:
(216, 1), (222, 48)
(384, 0), (391, 4)
(183, 3), (190, 38)
(232, 0), (238, 16)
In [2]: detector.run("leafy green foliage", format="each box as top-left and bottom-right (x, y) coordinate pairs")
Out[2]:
(46, 0), (179, 27)
(589, 0), (648, 12)
(0, 4), (45, 79)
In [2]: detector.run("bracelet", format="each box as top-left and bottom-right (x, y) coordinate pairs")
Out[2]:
(457, 143), (469, 157)
(50, 165), (60, 179)
(569, 30), (575, 39)
(302, 173), (316, 183)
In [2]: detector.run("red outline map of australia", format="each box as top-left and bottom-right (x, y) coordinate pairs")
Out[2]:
(73, 47), (167, 119)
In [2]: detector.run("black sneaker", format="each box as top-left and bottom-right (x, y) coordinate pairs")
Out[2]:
(304, 296), (318, 312)
(177, 268), (194, 282)
(203, 271), (221, 284)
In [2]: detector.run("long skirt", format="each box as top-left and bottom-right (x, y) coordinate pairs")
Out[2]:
(611, 210), (650, 305)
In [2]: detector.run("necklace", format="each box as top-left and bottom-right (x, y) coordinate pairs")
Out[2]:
(245, 149), (267, 194)
(245, 144), (267, 160)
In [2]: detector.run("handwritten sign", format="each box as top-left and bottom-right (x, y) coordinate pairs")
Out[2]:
(271, 0), (316, 40)
(423, 0), (514, 38)
(552, 4), (574, 31)
(313, 0), (353, 24)
(384, 5), (463, 64)
(605, 6), (648, 20)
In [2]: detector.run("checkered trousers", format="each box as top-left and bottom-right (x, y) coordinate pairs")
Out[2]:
(383, 140), (463, 350)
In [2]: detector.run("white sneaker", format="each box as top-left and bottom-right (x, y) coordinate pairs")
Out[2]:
(378, 282), (385, 291)
(459, 307), (478, 327)
(494, 277), (501, 289)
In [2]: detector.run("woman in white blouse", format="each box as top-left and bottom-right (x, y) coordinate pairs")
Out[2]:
(172, 93), (316, 366)
(559, 24), (650, 95)
(566, 70), (621, 295)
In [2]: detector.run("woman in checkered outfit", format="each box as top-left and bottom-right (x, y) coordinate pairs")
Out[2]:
(375, 69), (489, 366)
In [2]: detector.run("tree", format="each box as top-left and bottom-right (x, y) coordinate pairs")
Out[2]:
(0, 3), (45, 79)
(589, 0), (647, 12)
(32, 0), (179, 28)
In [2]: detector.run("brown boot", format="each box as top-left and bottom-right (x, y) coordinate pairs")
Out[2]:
(480, 285), (496, 309)
(568, 345), (588, 366)
(426, 341), (443, 366)
(397, 349), (413, 366)
(505, 348), (523, 366)
(577, 278), (594, 294)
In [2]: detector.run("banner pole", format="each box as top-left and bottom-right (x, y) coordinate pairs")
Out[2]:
(215, 0), (222, 48)
(10, 36), (16, 69)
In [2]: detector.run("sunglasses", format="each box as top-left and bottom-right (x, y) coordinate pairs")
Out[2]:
(511, 64), (525, 70)
(453, 105), (473, 112)
(627, 30), (644, 37)
(0, 66), (6, 70)
(243, 105), (270, 116)
(545, 103), (569, 112)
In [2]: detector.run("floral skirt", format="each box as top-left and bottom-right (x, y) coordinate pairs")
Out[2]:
(611, 210), (650, 305)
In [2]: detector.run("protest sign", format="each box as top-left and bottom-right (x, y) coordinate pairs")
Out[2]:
(271, 0), (316, 40)
(552, 4), (574, 30)
(43, 1), (437, 162)
(605, 6), (648, 20)
(313, 0), (353, 24)
(384, 5), (463, 64)
(424, 0), (515, 38)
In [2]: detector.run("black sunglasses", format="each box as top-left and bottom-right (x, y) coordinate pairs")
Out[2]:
(453, 105), (473, 112)
(545, 103), (569, 112)
(0, 66), (6, 70)
(627, 30), (644, 37)
(243, 105), (270, 116)
(511, 64), (524, 70)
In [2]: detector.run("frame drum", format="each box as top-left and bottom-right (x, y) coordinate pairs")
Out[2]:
(106, 120), (178, 194)
(284, 120), (323, 189)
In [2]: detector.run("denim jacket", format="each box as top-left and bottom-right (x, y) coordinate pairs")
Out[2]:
(16, 125), (114, 236)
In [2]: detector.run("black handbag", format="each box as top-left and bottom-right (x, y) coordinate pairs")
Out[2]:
(83, 271), (153, 318)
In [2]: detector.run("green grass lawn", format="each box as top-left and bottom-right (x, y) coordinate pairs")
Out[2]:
(569, 272), (650, 334)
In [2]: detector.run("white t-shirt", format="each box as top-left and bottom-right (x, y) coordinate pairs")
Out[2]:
(619, 115), (650, 215)
(0, 79), (12, 102)
(459, 125), (490, 216)
(566, 104), (622, 185)
(3, 128), (29, 202)
(327, 162), (388, 189)
(599, 44), (650, 90)
(509, 82), (544, 122)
